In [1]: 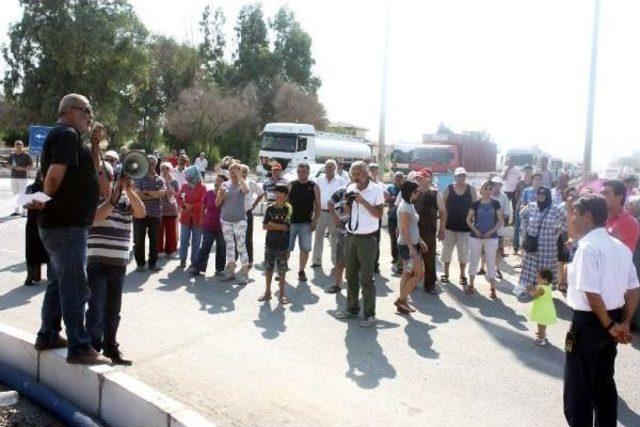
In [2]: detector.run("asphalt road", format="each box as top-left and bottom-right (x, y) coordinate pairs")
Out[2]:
(0, 179), (638, 426)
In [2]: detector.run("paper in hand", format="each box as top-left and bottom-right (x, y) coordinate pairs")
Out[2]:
(12, 192), (51, 208)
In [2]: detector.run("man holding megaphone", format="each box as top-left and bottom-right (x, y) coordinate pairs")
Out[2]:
(30, 93), (109, 365)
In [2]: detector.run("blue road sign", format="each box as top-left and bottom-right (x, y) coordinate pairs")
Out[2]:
(28, 125), (53, 156)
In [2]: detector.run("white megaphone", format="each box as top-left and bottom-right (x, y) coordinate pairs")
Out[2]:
(115, 151), (149, 180)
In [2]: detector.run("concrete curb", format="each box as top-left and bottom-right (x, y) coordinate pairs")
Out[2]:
(0, 323), (214, 427)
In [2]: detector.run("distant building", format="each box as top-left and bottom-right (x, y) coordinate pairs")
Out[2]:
(328, 122), (369, 139)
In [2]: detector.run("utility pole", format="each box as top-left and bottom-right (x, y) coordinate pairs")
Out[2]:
(583, 0), (601, 180)
(377, 4), (390, 171)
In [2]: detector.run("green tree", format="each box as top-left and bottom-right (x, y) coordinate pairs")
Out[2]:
(232, 3), (275, 90)
(2, 0), (149, 146)
(199, 5), (228, 86)
(270, 6), (320, 94)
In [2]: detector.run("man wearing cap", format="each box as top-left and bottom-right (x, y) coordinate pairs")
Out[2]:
(414, 168), (446, 294)
(334, 161), (384, 327)
(441, 167), (475, 286)
(262, 162), (288, 204)
(501, 157), (521, 221)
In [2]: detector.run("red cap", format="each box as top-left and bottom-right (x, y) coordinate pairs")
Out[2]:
(416, 168), (432, 178)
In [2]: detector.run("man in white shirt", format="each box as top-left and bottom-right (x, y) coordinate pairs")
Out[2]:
(368, 163), (388, 273)
(311, 159), (345, 268)
(194, 152), (208, 179)
(334, 161), (384, 327)
(241, 164), (264, 267)
(501, 157), (520, 220)
(564, 194), (639, 427)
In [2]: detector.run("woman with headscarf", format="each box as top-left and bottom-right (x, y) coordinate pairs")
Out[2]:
(514, 186), (567, 297)
(176, 166), (206, 269)
(158, 162), (179, 257)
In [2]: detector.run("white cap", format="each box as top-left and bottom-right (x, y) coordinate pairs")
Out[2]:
(104, 150), (119, 160)
(491, 176), (503, 185)
(454, 167), (467, 176)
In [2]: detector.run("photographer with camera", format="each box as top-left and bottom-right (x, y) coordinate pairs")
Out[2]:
(334, 161), (384, 327)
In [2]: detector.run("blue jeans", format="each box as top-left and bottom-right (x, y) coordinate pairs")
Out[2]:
(86, 264), (126, 353)
(513, 208), (521, 253)
(288, 223), (312, 252)
(38, 227), (92, 357)
(180, 224), (203, 266)
(195, 229), (226, 273)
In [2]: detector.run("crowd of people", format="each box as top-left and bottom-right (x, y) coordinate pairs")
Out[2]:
(6, 93), (640, 426)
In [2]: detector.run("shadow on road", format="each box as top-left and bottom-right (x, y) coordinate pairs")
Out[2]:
(344, 319), (398, 389)
(553, 297), (573, 322)
(412, 291), (462, 325)
(475, 316), (564, 378)
(447, 283), (529, 331)
(253, 302), (286, 339)
(186, 277), (243, 314)
(288, 280), (320, 313)
(0, 215), (23, 225)
(0, 261), (27, 274)
(399, 314), (439, 359)
(619, 397), (640, 427)
(0, 282), (46, 311)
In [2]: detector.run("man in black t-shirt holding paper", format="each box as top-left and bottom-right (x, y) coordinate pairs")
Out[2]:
(29, 93), (108, 365)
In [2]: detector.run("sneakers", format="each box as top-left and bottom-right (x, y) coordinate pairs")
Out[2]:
(535, 338), (549, 346)
(34, 335), (68, 351)
(360, 316), (377, 327)
(334, 310), (358, 319)
(214, 270), (224, 276)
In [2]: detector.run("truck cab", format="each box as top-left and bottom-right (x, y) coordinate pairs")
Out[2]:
(257, 123), (317, 178)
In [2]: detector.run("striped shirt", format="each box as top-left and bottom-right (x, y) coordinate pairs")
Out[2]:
(135, 174), (165, 218)
(87, 194), (133, 267)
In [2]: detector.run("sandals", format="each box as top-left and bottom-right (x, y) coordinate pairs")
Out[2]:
(394, 299), (411, 314)
(440, 275), (449, 284)
(460, 276), (468, 287)
(496, 270), (503, 280)
(490, 289), (498, 300)
(465, 286), (476, 295)
(258, 293), (272, 302)
(279, 296), (290, 305)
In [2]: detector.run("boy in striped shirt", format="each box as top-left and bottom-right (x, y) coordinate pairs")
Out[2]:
(86, 163), (146, 365)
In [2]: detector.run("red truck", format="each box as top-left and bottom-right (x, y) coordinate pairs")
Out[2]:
(421, 129), (497, 173)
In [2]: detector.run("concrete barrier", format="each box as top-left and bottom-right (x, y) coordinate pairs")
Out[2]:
(0, 322), (215, 427)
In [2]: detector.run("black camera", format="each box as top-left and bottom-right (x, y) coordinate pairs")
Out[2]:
(345, 191), (358, 206)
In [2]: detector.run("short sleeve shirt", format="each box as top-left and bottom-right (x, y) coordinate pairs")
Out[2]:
(263, 202), (292, 252)
(502, 166), (521, 192)
(262, 176), (289, 202)
(471, 199), (500, 238)
(9, 153), (32, 179)
(220, 181), (246, 222)
(346, 181), (384, 234)
(135, 175), (165, 218)
(606, 211), (640, 252)
(244, 179), (265, 212)
(397, 200), (420, 245)
(38, 124), (99, 228)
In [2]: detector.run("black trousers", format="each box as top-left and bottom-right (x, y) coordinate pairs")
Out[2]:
(133, 217), (160, 268)
(506, 191), (517, 225)
(564, 309), (623, 427)
(375, 220), (381, 270)
(388, 217), (398, 263)
(246, 209), (254, 264)
(420, 229), (437, 291)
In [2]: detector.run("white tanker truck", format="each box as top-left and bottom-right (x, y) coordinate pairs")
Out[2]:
(256, 123), (372, 180)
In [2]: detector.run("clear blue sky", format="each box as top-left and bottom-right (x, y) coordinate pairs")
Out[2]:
(2, 0), (639, 169)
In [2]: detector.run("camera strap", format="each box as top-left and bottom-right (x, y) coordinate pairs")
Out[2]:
(346, 202), (359, 232)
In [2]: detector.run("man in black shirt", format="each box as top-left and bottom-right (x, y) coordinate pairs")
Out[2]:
(30, 93), (106, 365)
(8, 140), (33, 216)
(287, 162), (320, 282)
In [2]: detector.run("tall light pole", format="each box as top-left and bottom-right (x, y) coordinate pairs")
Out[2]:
(583, 0), (601, 179)
(377, 4), (390, 171)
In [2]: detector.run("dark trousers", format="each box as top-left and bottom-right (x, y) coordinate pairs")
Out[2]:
(388, 217), (398, 263)
(133, 217), (160, 268)
(345, 234), (377, 318)
(375, 219), (382, 270)
(38, 227), (91, 357)
(420, 229), (437, 291)
(564, 309), (623, 427)
(506, 191), (517, 224)
(86, 264), (126, 353)
(246, 209), (254, 264)
(195, 229), (226, 273)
